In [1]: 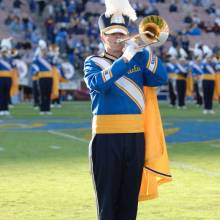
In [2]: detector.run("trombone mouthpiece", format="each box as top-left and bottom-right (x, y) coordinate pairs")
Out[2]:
(116, 39), (123, 44)
(116, 37), (129, 44)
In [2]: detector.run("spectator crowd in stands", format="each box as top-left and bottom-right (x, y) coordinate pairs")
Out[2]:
(0, 0), (219, 73)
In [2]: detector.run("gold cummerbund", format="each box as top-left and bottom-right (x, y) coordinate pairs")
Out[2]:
(32, 75), (39, 80)
(38, 71), (52, 78)
(201, 74), (215, 80)
(92, 114), (144, 134)
(176, 75), (186, 80)
(168, 73), (176, 79)
(0, 71), (13, 77)
(193, 75), (201, 80)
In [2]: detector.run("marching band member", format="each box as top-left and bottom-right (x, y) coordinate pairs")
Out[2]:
(190, 47), (203, 107)
(166, 48), (177, 107)
(84, 0), (172, 219)
(175, 48), (188, 109)
(48, 44), (62, 108)
(31, 40), (53, 115)
(201, 45), (215, 114)
(0, 38), (17, 116)
(9, 47), (19, 108)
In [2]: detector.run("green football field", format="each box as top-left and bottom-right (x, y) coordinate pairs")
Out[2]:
(0, 102), (220, 220)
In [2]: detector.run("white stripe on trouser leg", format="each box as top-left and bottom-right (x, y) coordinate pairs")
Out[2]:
(89, 136), (100, 220)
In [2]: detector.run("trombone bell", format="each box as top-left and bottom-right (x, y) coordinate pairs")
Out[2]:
(139, 15), (169, 47)
(117, 15), (169, 48)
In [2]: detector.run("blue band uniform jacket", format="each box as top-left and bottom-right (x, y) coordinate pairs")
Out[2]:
(84, 50), (172, 201)
(201, 62), (215, 81)
(31, 56), (53, 78)
(0, 57), (18, 96)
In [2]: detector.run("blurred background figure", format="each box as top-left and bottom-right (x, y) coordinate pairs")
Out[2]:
(0, 38), (18, 116)
(48, 43), (62, 108)
(175, 48), (188, 109)
(166, 46), (177, 107)
(31, 39), (53, 115)
(200, 45), (215, 114)
(190, 46), (203, 107)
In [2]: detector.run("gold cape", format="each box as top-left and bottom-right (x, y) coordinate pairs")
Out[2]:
(139, 87), (172, 201)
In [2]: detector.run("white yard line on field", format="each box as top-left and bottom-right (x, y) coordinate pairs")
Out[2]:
(195, 119), (206, 122)
(48, 130), (89, 144)
(49, 145), (61, 150)
(48, 130), (220, 177)
(171, 161), (220, 177)
(209, 144), (220, 148)
(17, 123), (28, 128)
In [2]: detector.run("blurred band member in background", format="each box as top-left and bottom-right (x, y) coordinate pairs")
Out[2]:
(31, 40), (53, 115)
(190, 47), (203, 107)
(201, 45), (215, 114)
(48, 44), (62, 108)
(166, 52), (177, 107)
(176, 49), (188, 109)
(0, 38), (17, 116)
(175, 48), (188, 109)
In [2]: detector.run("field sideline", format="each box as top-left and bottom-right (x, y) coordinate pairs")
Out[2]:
(0, 102), (220, 220)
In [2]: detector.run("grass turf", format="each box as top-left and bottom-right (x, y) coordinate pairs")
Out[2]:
(0, 102), (220, 220)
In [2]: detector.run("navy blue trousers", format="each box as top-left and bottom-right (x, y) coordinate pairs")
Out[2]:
(176, 79), (186, 107)
(0, 77), (12, 111)
(39, 77), (52, 112)
(202, 80), (214, 110)
(32, 80), (40, 107)
(90, 133), (145, 220)
(168, 79), (176, 106)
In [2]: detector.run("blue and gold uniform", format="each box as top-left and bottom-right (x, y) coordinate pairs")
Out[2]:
(84, 50), (167, 133)
(201, 60), (215, 111)
(85, 3), (171, 219)
(48, 50), (62, 107)
(175, 61), (188, 108)
(166, 61), (177, 106)
(84, 49), (168, 220)
(190, 60), (203, 106)
(31, 55), (53, 113)
(0, 56), (14, 115)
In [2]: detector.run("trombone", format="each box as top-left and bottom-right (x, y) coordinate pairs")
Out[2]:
(117, 15), (169, 49)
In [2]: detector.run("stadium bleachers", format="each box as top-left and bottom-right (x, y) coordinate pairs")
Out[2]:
(0, 0), (219, 71)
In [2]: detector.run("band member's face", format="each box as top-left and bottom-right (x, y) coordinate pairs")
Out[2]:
(101, 32), (126, 53)
(1, 50), (11, 58)
(179, 58), (186, 64)
(41, 48), (47, 56)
